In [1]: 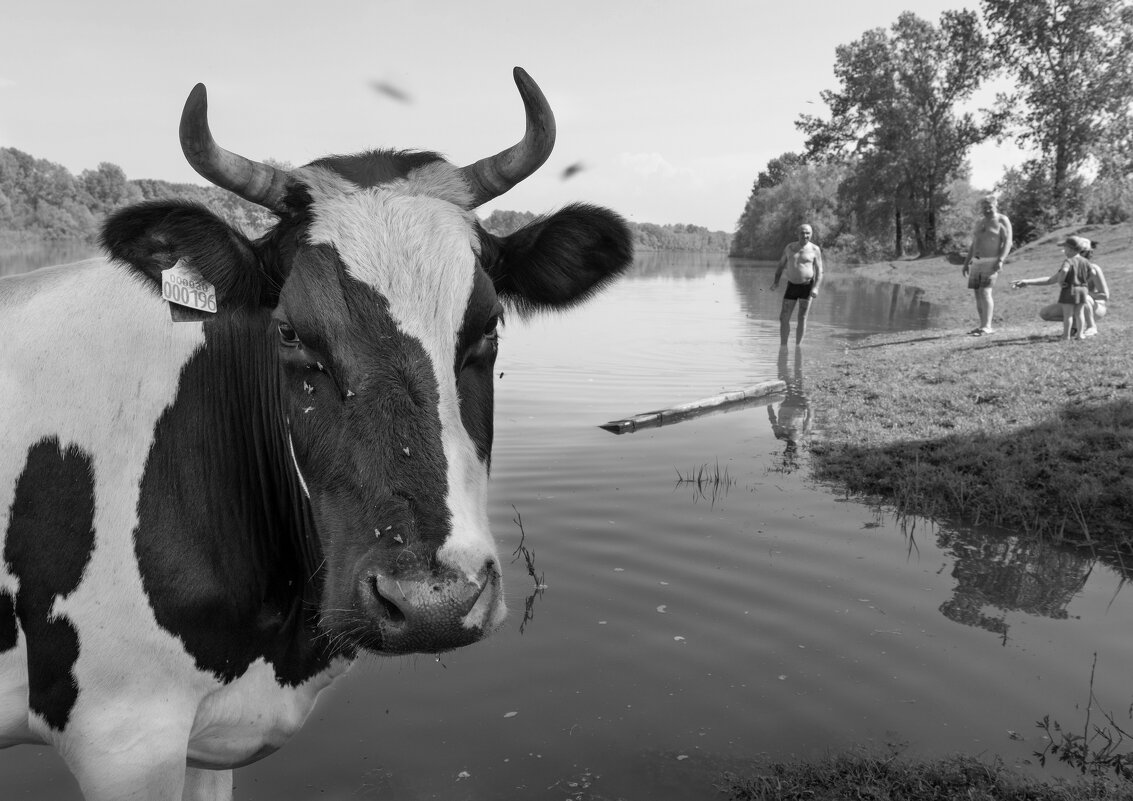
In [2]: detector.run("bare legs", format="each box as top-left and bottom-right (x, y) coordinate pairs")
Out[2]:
(1072, 302), (1087, 340)
(1041, 298), (1099, 334)
(779, 298), (812, 346)
(973, 287), (994, 332)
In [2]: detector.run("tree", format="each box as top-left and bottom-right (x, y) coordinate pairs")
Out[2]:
(0, 147), (99, 238)
(982, 0), (1133, 218)
(81, 162), (142, 213)
(798, 11), (1000, 256)
(733, 161), (844, 260)
(731, 152), (803, 257)
(480, 209), (537, 237)
(1084, 106), (1133, 223)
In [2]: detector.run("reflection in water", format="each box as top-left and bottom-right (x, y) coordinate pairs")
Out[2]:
(767, 346), (813, 473)
(0, 241), (102, 277)
(728, 262), (937, 336)
(821, 275), (935, 335)
(936, 525), (1099, 639)
(630, 249), (733, 279)
(510, 508), (546, 635)
(673, 459), (737, 506)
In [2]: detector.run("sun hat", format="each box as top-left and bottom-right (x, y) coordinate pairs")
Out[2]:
(1060, 235), (1091, 252)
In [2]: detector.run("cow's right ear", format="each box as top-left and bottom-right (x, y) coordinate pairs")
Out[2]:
(101, 200), (266, 309)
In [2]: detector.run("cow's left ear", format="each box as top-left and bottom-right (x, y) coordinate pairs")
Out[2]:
(488, 203), (633, 314)
(101, 200), (267, 310)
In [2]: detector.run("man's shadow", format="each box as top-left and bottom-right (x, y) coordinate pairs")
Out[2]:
(767, 346), (813, 472)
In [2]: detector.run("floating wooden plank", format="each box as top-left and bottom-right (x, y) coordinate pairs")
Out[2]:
(599, 379), (787, 435)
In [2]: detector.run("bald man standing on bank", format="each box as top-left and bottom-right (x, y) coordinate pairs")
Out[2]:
(962, 196), (1013, 336)
(771, 223), (823, 346)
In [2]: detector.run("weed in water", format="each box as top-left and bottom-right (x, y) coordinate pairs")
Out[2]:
(674, 459), (736, 505)
(510, 505), (546, 634)
(1036, 653), (1133, 782)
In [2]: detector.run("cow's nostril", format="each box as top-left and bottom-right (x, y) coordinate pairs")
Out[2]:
(369, 576), (406, 624)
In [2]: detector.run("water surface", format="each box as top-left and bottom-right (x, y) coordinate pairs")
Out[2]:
(0, 241), (101, 277)
(3, 251), (1129, 800)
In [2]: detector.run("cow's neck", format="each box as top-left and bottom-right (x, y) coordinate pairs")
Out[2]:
(133, 310), (334, 685)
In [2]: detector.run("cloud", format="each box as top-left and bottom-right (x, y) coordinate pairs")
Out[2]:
(618, 152), (682, 179)
(0, 78), (15, 89)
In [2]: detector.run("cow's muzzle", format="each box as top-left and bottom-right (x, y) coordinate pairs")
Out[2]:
(359, 560), (501, 654)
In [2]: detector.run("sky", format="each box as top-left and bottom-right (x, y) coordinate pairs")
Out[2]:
(1, 0), (1027, 232)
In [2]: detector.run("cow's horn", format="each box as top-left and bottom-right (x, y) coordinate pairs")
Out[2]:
(179, 83), (292, 212)
(458, 67), (556, 208)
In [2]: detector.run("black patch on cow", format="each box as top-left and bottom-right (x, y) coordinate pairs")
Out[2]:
(132, 315), (332, 686)
(307, 149), (444, 190)
(455, 267), (499, 465)
(277, 257), (457, 589)
(3, 438), (96, 731)
(101, 201), (267, 309)
(0, 590), (17, 653)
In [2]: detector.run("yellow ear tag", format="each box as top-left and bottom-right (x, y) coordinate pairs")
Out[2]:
(162, 259), (218, 314)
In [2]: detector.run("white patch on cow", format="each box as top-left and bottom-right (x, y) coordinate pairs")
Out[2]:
(0, 260), (348, 784)
(188, 656), (350, 768)
(400, 161), (475, 209)
(303, 170), (501, 626)
(0, 260), (211, 756)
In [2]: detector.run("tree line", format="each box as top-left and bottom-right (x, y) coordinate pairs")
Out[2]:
(0, 148), (276, 244)
(479, 210), (731, 252)
(732, 0), (1133, 261)
(0, 149), (731, 253)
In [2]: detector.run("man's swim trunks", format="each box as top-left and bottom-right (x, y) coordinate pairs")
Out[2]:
(784, 280), (815, 300)
(967, 259), (999, 290)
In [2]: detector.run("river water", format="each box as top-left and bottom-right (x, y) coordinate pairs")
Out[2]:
(2, 250), (1130, 799)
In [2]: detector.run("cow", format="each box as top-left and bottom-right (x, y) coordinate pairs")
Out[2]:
(0, 67), (632, 800)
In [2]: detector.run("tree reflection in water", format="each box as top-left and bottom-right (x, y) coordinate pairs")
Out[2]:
(727, 262), (938, 338)
(936, 525), (1101, 640)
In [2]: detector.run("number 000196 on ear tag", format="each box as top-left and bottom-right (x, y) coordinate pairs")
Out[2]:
(162, 259), (218, 319)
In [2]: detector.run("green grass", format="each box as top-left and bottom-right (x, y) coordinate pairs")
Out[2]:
(718, 751), (1133, 801)
(713, 224), (1133, 799)
(805, 222), (1133, 559)
(807, 326), (1133, 555)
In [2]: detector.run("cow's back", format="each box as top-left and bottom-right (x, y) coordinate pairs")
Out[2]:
(0, 258), (210, 745)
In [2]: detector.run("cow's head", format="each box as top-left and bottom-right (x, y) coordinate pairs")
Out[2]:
(102, 69), (632, 656)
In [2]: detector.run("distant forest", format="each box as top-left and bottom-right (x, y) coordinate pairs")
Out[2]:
(0, 148), (276, 244)
(0, 147), (730, 253)
(479, 209), (730, 252)
(732, 0), (1133, 262)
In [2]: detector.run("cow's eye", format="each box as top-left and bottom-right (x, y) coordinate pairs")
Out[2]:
(278, 322), (301, 348)
(484, 305), (504, 340)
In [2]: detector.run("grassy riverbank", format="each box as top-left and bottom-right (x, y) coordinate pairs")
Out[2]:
(713, 226), (1133, 800)
(807, 222), (1133, 558)
(719, 751), (1132, 800)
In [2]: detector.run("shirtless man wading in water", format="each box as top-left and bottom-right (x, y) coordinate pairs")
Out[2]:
(962, 195), (1013, 336)
(772, 224), (823, 346)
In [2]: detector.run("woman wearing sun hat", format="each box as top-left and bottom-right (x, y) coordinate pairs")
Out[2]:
(1035, 238), (1110, 336)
